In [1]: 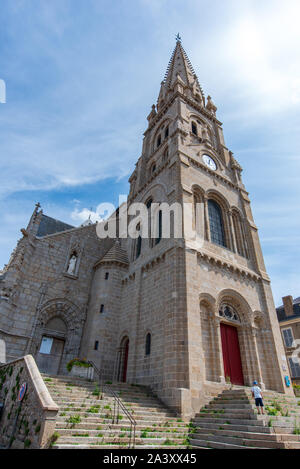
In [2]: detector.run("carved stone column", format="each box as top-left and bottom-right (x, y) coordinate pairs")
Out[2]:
(251, 328), (265, 390)
(228, 210), (237, 253)
(214, 316), (225, 383)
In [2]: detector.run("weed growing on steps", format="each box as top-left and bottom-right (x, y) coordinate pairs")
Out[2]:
(293, 419), (300, 435)
(67, 415), (82, 427)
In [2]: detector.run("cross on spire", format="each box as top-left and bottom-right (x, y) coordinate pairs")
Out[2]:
(175, 33), (182, 43)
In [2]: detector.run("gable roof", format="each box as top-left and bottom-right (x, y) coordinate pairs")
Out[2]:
(36, 214), (75, 237)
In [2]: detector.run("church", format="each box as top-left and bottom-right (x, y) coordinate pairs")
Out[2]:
(0, 38), (293, 417)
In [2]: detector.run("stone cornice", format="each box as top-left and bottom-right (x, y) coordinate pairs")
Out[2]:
(197, 249), (261, 282)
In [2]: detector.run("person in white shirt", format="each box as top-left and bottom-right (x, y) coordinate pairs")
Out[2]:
(251, 380), (264, 415)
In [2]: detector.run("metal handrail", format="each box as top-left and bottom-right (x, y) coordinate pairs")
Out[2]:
(87, 361), (136, 448)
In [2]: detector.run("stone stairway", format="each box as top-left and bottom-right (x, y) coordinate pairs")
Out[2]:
(42, 374), (190, 449)
(190, 388), (300, 449)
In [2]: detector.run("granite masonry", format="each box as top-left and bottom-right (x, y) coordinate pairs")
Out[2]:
(0, 39), (293, 418)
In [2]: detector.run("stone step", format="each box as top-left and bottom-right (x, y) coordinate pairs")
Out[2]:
(196, 410), (255, 418)
(56, 429), (188, 438)
(52, 444), (187, 449)
(53, 436), (186, 445)
(55, 401), (168, 417)
(190, 433), (285, 449)
(55, 397), (166, 411)
(55, 408), (174, 419)
(196, 421), (272, 433)
(47, 387), (154, 399)
(193, 416), (265, 426)
(194, 427), (277, 440)
(56, 416), (181, 425)
(190, 439), (260, 449)
(192, 421), (272, 433)
(55, 422), (188, 431)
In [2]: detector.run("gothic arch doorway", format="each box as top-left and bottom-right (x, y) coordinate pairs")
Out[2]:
(117, 337), (129, 383)
(35, 317), (67, 375)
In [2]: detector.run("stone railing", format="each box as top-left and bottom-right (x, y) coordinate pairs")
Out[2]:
(0, 355), (59, 449)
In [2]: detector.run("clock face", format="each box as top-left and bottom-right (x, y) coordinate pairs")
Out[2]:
(202, 154), (217, 171)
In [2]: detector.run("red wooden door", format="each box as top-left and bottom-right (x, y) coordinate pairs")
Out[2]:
(122, 340), (129, 382)
(220, 323), (244, 385)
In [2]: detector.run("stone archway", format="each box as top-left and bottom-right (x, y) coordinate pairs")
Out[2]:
(115, 336), (130, 383)
(32, 299), (85, 375)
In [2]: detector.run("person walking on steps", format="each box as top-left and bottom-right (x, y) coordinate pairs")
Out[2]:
(251, 380), (264, 415)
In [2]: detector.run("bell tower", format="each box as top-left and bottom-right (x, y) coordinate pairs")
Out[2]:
(126, 36), (292, 415)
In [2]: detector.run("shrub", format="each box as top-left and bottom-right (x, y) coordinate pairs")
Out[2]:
(66, 358), (92, 373)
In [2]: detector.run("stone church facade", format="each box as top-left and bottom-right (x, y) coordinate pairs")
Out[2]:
(0, 40), (293, 416)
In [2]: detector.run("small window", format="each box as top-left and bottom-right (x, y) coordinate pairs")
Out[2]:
(136, 235), (142, 259)
(145, 333), (151, 356)
(39, 337), (53, 355)
(191, 122), (197, 135)
(157, 135), (161, 148)
(282, 328), (294, 348)
(94, 341), (99, 351)
(105, 272), (109, 280)
(155, 210), (163, 245)
(289, 358), (300, 378)
(100, 304), (104, 313)
(151, 163), (156, 174)
(164, 127), (169, 139)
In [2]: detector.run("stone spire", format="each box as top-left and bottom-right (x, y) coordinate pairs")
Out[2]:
(163, 36), (205, 103)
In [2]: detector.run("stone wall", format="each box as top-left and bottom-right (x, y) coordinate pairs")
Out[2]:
(0, 355), (58, 449)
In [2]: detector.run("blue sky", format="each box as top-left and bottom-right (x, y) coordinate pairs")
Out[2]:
(0, 0), (299, 306)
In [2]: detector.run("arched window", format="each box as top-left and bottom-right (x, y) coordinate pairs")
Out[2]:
(155, 210), (162, 245)
(164, 127), (169, 139)
(145, 333), (151, 356)
(94, 341), (99, 350)
(136, 235), (142, 259)
(191, 121), (197, 135)
(151, 163), (156, 174)
(157, 135), (161, 148)
(219, 304), (240, 323)
(208, 200), (226, 247)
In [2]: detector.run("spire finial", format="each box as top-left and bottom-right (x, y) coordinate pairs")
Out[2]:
(175, 33), (182, 43)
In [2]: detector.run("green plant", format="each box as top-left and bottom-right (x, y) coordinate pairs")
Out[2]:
(49, 432), (60, 447)
(66, 358), (92, 373)
(35, 424), (41, 434)
(268, 418), (273, 428)
(24, 439), (31, 449)
(293, 419), (300, 435)
(67, 415), (82, 426)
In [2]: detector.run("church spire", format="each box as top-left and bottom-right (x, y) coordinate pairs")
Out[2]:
(163, 36), (205, 104)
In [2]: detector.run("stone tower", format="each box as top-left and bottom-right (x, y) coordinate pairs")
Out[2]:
(0, 38), (293, 419)
(93, 37), (292, 415)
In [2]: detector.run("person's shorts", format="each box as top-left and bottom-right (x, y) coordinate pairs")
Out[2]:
(255, 398), (264, 407)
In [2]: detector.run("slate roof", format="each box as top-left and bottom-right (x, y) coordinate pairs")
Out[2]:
(276, 297), (300, 322)
(36, 214), (74, 237)
(94, 242), (129, 269)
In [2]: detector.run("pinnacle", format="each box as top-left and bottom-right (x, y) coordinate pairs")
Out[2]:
(163, 40), (204, 100)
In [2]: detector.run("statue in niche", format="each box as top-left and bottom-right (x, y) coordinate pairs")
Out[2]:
(67, 252), (77, 275)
